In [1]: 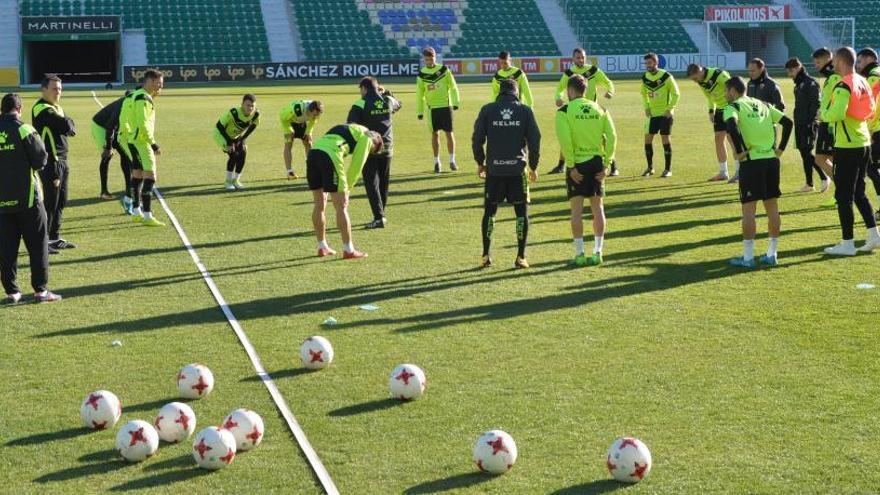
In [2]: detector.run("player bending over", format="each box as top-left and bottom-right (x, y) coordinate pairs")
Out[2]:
(215, 94), (260, 191)
(280, 99), (323, 179)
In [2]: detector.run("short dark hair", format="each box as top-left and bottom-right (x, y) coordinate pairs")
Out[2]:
(644, 52), (658, 62)
(242, 93), (256, 103)
(784, 57), (802, 70)
(498, 51), (510, 60)
(835, 46), (857, 67)
(499, 78), (518, 95)
(812, 47), (832, 59)
(308, 100), (324, 114)
(572, 47), (585, 56)
(749, 58), (765, 69)
(422, 46), (436, 57)
(143, 69), (163, 81)
(359, 76), (379, 92)
(725, 76), (747, 95)
(857, 47), (878, 61)
(567, 74), (587, 95)
(1, 93), (22, 113)
(41, 74), (61, 88)
(686, 63), (702, 76)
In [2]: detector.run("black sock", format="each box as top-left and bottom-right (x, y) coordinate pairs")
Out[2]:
(663, 143), (672, 170)
(121, 161), (132, 197)
(557, 158), (564, 167)
(514, 202), (528, 258)
(481, 202), (498, 256)
(610, 159), (618, 171)
(131, 178), (143, 208)
(644, 144), (654, 168)
(141, 178), (155, 213)
(99, 155), (111, 193)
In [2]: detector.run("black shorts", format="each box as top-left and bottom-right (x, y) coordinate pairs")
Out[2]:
(647, 116), (673, 135)
(795, 123), (817, 150)
(738, 158), (781, 203)
(289, 123), (308, 140)
(713, 110), (726, 132)
(429, 107), (453, 133)
(815, 123), (834, 155)
(566, 157), (605, 199)
(306, 149), (338, 192)
(485, 174), (529, 204)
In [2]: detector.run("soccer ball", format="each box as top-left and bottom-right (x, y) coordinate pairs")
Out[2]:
(154, 402), (197, 443)
(177, 363), (214, 399)
(389, 364), (426, 400)
(300, 336), (334, 370)
(192, 426), (237, 470)
(79, 390), (121, 430)
(221, 408), (264, 451)
(473, 430), (518, 474)
(115, 420), (159, 462)
(606, 437), (652, 483)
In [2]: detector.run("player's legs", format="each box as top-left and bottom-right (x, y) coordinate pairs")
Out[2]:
(513, 201), (528, 263)
(570, 196), (585, 260)
(551, 152), (566, 174)
(661, 134), (672, 176)
(331, 191), (364, 258)
(311, 189), (329, 245)
(362, 155), (383, 224)
(740, 201), (758, 262)
(588, 195), (605, 258)
(445, 131), (457, 171)
(431, 131), (441, 173)
(283, 135), (296, 178)
(643, 132), (656, 176)
(233, 145), (247, 190)
(712, 130), (730, 181)
(481, 199), (498, 258)
(826, 148), (859, 255)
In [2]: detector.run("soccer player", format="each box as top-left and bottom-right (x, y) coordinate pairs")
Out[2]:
(307, 124), (383, 259)
(785, 57), (828, 193)
(32, 75), (76, 252)
(813, 47), (841, 207)
(472, 78), (541, 269)
(556, 75), (616, 267)
(857, 47), (880, 219)
(492, 51), (533, 108)
(821, 47), (880, 255)
(91, 89), (133, 205)
(215, 94), (260, 191)
(119, 69), (164, 227)
(416, 47), (460, 174)
(280, 99), (323, 179)
(723, 77), (793, 268)
(640, 52), (680, 178)
(687, 63), (739, 182)
(347, 77), (401, 229)
(551, 48), (615, 174)
(746, 58), (785, 111)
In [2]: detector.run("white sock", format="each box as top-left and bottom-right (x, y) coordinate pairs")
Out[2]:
(719, 161), (728, 175)
(868, 227), (880, 239)
(132, 206), (142, 216)
(767, 237), (778, 258)
(449, 153), (456, 163)
(226, 171), (234, 181)
(573, 237), (585, 256)
(434, 156), (440, 165)
(234, 173), (241, 180)
(743, 239), (755, 261)
(143, 211), (153, 220)
(594, 235), (604, 254)
(734, 161), (741, 174)
(343, 242), (354, 253)
(317, 240), (329, 250)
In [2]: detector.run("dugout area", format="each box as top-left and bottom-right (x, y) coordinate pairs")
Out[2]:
(20, 16), (121, 84)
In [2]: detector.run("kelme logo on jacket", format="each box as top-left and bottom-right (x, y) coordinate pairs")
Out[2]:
(0, 131), (14, 151)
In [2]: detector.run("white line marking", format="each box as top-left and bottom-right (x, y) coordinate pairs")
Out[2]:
(155, 188), (339, 495)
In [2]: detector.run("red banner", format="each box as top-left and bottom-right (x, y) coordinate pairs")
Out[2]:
(704, 5), (790, 22)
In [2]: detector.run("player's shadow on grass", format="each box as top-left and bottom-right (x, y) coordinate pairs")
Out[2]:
(404, 472), (495, 494)
(108, 467), (210, 491)
(327, 398), (401, 417)
(549, 479), (628, 494)
(5, 427), (92, 446)
(240, 368), (314, 382)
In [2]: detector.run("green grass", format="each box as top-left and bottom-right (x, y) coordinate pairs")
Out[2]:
(1, 79), (878, 494)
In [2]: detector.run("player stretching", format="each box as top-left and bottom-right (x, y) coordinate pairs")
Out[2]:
(416, 47), (460, 174)
(280, 99), (323, 179)
(687, 63), (739, 182)
(556, 75), (616, 267)
(91, 89), (132, 204)
(856, 47), (880, 219)
(214, 94), (260, 191)
(640, 52), (680, 178)
(723, 77), (793, 268)
(119, 69), (164, 227)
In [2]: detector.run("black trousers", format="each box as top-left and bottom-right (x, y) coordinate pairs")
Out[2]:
(40, 159), (68, 241)
(362, 154), (391, 221)
(833, 146), (877, 240)
(0, 204), (49, 294)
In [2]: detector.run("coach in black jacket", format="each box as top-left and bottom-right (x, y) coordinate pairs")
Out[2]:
(747, 58), (785, 111)
(472, 78), (541, 269)
(347, 77), (401, 229)
(0, 94), (61, 304)
(785, 57), (828, 191)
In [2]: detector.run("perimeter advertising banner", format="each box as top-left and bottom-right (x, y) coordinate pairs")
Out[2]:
(124, 60), (421, 83)
(704, 5), (791, 22)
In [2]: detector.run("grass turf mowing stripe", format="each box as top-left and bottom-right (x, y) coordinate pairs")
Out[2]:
(153, 187), (339, 495)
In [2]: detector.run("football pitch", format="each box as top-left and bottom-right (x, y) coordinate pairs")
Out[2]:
(1, 79), (877, 494)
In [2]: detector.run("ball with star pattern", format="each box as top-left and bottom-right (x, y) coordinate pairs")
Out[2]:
(115, 420), (159, 462)
(221, 408), (264, 451)
(192, 426), (237, 470)
(473, 430), (518, 474)
(389, 364), (426, 400)
(154, 402), (197, 443)
(177, 363), (214, 399)
(606, 437), (652, 483)
(300, 336), (334, 370)
(80, 390), (121, 430)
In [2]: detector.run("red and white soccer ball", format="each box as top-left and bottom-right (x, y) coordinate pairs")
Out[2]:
(389, 364), (426, 400)
(79, 390), (122, 430)
(177, 363), (214, 399)
(606, 437), (652, 483)
(154, 402), (197, 443)
(221, 408), (264, 451)
(300, 336), (334, 370)
(473, 430), (518, 474)
(115, 420), (159, 462)
(192, 426), (237, 470)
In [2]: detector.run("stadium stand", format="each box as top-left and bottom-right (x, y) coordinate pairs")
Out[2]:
(804, 0), (880, 49)
(18, 0), (271, 64)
